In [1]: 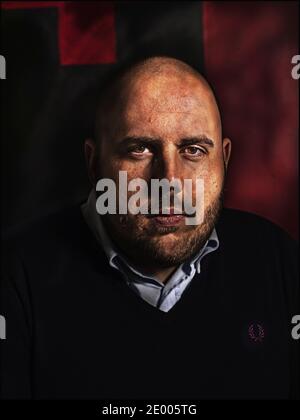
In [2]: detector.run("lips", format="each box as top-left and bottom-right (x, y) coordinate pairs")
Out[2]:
(145, 207), (186, 226)
(151, 214), (185, 226)
(147, 207), (183, 216)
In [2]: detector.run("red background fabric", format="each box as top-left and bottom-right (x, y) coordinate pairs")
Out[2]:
(1, 1), (298, 239)
(203, 1), (298, 239)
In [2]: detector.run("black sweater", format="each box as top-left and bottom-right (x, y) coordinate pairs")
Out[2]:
(0, 206), (299, 400)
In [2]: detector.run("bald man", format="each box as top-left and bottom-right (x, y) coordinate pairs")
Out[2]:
(1, 57), (299, 400)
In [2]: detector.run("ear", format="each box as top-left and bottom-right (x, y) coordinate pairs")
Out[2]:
(222, 137), (232, 169)
(84, 138), (98, 187)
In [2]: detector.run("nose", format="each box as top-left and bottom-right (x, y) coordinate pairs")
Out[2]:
(151, 147), (178, 181)
(149, 149), (180, 211)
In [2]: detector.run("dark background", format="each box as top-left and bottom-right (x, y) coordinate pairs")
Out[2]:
(1, 1), (298, 239)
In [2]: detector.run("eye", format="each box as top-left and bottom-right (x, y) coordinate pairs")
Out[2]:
(181, 146), (206, 157)
(127, 144), (153, 159)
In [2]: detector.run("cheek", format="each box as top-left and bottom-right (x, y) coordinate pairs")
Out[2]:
(110, 158), (149, 178)
(204, 171), (223, 200)
(102, 161), (151, 208)
(194, 164), (224, 203)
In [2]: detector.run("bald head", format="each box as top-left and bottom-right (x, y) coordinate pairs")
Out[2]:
(86, 56), (231, 274)
(95, 56), (222, 145)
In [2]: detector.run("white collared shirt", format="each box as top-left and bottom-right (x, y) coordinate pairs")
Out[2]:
(81, 190), (219, 312)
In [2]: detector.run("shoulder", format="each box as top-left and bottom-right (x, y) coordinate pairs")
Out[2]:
(2, 201), (109, 297)
(2, 203), (91, 264)
(216, 208), (299, 318)
(216, 207), (298, 276)
(217, 207), (297, 250)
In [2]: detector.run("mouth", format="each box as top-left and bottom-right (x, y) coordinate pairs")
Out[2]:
(150, 214), (185, 226)
(146, 208), (185, 226)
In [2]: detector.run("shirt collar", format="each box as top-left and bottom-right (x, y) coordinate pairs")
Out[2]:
(81, 189), (118, 265)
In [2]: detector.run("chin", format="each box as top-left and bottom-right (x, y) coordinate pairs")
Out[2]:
(150, 232), (182, 249)
(144, 231), (204, 266)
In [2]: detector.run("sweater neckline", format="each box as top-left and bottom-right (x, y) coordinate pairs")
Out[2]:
(77, 204), (217, 321)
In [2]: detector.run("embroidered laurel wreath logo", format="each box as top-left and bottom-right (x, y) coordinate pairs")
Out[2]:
(248, 323), (265, 343)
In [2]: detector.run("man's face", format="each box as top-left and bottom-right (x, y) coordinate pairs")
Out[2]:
(87, 71), (231, 270)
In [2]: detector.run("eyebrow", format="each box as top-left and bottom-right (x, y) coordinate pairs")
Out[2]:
(119, 136), (162, 146)
(178, 137), (214, 148)
(118, 135), (214, 148)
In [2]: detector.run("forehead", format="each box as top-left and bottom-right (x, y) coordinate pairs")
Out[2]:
(114, 73), (220, 139)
